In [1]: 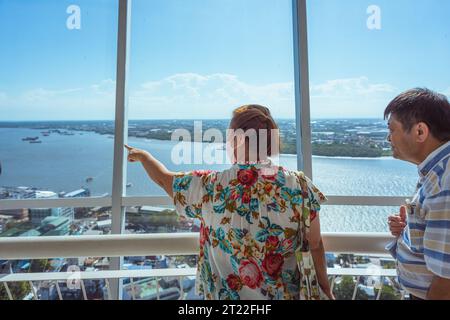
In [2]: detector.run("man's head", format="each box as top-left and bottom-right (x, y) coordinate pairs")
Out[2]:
(384, 88), (450, 164)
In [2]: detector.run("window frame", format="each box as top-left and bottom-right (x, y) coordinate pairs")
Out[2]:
(0, 0), (405, 210)
(0, 0), (406, 299)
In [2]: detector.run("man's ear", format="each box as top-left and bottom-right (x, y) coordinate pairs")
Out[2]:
(415, 122), (430, 143)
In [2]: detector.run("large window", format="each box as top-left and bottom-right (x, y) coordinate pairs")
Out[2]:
(2, 1), (449, 233)
(0, 0), (118, 199)
(307, 0), (450, 231)
(1, 0), (449, 300)
(0, 1), (118, 238)
(125, 0), (297, 196)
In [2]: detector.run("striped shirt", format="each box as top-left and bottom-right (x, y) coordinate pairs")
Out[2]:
(386, 140), (450, 299)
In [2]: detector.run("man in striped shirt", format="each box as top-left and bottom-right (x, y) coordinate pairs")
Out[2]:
(385, 88), (450, 300)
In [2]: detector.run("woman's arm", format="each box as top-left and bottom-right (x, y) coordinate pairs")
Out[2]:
(125, 145), (176, 197)
(308, 216), (335, 300)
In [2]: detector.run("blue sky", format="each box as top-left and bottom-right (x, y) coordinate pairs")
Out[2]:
(0, 0), (449, 120)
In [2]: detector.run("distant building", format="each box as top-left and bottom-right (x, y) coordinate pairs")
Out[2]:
(0, 215), (14, 233)
(0, 208), (29, 220)
(95, 219), (111, 231)
(126, 206), (139, 214)
(38, 216), (71, 236)
(37, 281), (58, 300)
(83, 229), (103, 236)
(139, 206), (171, 214)
(29, 191), (59, 225)
(62, 188), (90, 220)
(18, 228), (41, 237)
(28, 188), (89, 225)
(63, 188), (90, 198)
(0, 186), (37, 199)
(29, 207), (67, 226)
(1, 187), (89, 225)
(122, 278), (180, 300)
(18, 216), (71, 237)
(90, 206), (109, 215)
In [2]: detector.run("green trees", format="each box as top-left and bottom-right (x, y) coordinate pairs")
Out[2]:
(312, 143), (384, 157)
(333, 276), (373, 300)
(333, 276), (356, 300)
(0, 259), (49, 300)
(377, 285), (401, 300)
(332, 275), (402, 300)
(29, 259), (49, 272)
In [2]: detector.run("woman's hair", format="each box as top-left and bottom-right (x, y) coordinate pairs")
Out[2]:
(229, 104), (280, 159)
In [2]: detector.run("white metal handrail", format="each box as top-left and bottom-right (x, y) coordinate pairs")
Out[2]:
(0, 267), (397, 283)
(0, 233), (401, 300)
(0, 232), (394, 260)
(0, 195), (408, 210)
(0, 268), (197, 283)
(0, 268), (197, 301)
(0, 267), (402, 300)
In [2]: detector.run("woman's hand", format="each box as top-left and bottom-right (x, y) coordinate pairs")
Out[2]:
(124, 144), (148, 163)
(124, 144), (174, 197)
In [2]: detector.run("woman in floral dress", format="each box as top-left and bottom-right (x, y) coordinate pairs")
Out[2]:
(125, 105), (333, 300)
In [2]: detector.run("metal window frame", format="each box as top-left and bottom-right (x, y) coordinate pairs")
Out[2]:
(293, 0), (313, 177)
(0, 0), (409, 300)
(108, 0), (132, 300)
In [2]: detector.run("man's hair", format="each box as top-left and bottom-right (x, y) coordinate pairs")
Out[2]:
(384, 88), (450, 142)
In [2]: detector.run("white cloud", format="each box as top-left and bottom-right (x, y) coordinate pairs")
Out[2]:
(130, 73), (295, 119)
(0, 81), (115, 120)
(130, 74), (397, 119)
(309, 77), (397, 118)
(22, 88), (82, 103)
(0, 75), (401, 120)
(310, 77), (396, 97)
(91, 79), (116, 96)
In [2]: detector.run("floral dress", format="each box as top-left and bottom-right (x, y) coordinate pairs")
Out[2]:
(172, 160), (326, 300)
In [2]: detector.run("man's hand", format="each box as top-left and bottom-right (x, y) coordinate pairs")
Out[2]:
(388, 205), (407, 237)
(427, 275), (450, 300)
(124, 144), (148, 163)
